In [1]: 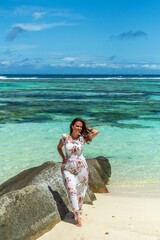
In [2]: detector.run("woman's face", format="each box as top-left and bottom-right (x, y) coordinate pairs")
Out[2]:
(72, 121), (83, 134)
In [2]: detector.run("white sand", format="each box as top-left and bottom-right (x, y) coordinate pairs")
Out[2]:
(38, 191), (160, 240)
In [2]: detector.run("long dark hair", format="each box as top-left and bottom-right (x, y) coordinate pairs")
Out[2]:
(70, 117), (92, 143)
(70, 118), (86, 134)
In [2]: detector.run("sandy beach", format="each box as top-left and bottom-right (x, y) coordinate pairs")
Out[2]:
(38, 188), (160, 240)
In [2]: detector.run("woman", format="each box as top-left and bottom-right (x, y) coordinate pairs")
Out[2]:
(57, 117), (99, 227)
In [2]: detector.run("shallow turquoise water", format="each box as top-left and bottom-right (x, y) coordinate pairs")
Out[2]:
(0, 75), (160, 195)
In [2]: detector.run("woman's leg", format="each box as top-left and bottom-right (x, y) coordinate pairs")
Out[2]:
(76, 167), (88, 215)
(63, 170), (81, 225)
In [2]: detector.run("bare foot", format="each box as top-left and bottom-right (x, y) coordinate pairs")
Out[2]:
(76, 218), (82, 227)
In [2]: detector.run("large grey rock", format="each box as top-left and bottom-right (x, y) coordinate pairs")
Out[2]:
(0, 162), (71, 240)
(0, 186), (61, 240)
(85, 185), (97, 204)
(0, 162), (63, 197)
(87, 156), (111, 193)
(0, 156), (111, 240)
(0, 161), (96, 205)
(87, 156), (111, 184)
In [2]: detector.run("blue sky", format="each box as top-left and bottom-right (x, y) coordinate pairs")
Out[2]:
(0, 0), (160, 74)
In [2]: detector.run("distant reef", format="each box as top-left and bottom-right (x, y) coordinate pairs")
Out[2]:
(0, 156), (111, 240)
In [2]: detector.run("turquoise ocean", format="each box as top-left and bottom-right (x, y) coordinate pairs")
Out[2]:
(0, 74), (160, 196)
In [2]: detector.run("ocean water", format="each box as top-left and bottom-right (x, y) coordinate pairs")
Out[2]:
(0, 74), (160, 196)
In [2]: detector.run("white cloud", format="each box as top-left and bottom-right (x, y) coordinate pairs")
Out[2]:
(50, 63), (72, 67)
(33, 12), (46, 20)
(0, 60), (11, 66)
(123, 64), (139, 69)
(62, 57), (77, 62)
(49, 9), (85, 19)
(142, 64), (160, 70)
(11, 44), (37, 50)
(13, 22), (71, 31)
(13, 6), (84, 19)
(1, 50), (160, 71)
(79, 63), (121, 69)
(49, 61), (160, 70)
(7, 22), (74, 40)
